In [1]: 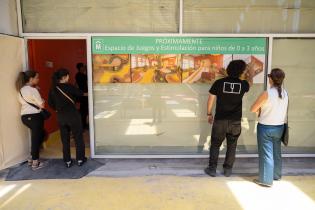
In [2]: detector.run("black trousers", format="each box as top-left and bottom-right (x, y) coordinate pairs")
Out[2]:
(79, 96), (89, 129)
(21, 113), (45, 160)
(208, 119), (241, 170)
(57, 110), (85, 162)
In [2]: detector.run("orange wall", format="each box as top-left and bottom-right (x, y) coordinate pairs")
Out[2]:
(28, 39), (87, 133)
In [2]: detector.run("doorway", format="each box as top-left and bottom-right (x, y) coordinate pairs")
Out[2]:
(27, 39), (90, 159)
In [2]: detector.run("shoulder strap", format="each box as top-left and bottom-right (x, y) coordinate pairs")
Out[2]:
(56, 86), (75, 104)
(19, 91), (41, 110)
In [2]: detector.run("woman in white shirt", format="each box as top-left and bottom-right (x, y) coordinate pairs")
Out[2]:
(250, 68), (288, 187)
(16, 70), (46, 170)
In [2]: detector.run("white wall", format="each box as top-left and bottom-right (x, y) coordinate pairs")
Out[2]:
(0, 0), (19, 36)
(0, 35), (28, 170)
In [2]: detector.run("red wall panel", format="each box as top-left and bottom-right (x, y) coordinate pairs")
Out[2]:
(27, 39), (87, 133)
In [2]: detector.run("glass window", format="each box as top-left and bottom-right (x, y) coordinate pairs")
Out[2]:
(93, 83), (265, 155)
(21, 0), (179, 33)
(272, 38), (315, 154)
(184, 0), (315, 33)
(91, 37), (267, 155)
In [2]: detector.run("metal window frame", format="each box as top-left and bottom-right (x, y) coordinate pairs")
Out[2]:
(16, 0), (315, 158)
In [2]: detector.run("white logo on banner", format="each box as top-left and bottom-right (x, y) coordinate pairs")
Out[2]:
(223, 82), (241, 94)
(95, 41), (102, 50)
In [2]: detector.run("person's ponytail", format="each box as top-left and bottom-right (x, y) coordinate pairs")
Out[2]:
(51, 71), (60, 90)
(15, 72), (26, 91)
(269, 68), (285, 99)
(15, 70), (37, 91)
(276, 85), (282, 99)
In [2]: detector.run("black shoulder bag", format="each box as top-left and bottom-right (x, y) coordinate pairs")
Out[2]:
(281, 92), (289, 146)
(20, 91), (51, 120)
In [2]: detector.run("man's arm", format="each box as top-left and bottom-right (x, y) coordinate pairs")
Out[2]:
(207, 93), (216, 124)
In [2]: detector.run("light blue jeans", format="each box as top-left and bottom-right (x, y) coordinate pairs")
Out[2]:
(257, 123), (284, 185)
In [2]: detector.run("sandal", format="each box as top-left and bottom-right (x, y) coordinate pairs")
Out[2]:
(31, 160), (45, 171)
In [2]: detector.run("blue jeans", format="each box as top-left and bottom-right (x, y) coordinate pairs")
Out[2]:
(257, 123), (284, 185)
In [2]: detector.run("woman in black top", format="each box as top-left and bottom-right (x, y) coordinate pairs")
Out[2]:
(48, 68), (87, 168)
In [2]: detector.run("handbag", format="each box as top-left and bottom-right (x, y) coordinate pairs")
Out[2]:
(20, 91), (51, 120)
(281, 92), (289, 146)
(40, 108), (51, 120)
(281, 123), (289, 146)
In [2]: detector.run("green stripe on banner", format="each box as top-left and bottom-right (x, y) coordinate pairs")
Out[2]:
(92, 37), (266, 54)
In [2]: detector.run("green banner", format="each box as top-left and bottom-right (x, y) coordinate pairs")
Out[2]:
(92, 37), (266, 54)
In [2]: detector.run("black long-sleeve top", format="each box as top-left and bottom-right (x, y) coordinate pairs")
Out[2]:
(48, 83), (83, 113)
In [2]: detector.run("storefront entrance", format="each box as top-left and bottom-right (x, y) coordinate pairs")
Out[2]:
(27, 39), (90, 159)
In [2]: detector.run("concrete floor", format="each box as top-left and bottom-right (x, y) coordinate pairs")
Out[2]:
(2, 133), (314, 210)
(0, 176), (314, 210)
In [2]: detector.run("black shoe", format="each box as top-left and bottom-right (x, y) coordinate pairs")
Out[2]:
(274, 177), (281, 181)
(204, 167), (216, 177)
(65, 160), (73, 168)
(223, 168), (232, 177)
(77, 157), (87, 166)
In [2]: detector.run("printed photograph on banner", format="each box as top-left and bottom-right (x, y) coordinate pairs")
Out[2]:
(92, 54), (131, 83)
(131, 54), (181, 83)
(224, 54), (265, 84)
(182, 54), (265, 84)
(182, 54), (224, 83)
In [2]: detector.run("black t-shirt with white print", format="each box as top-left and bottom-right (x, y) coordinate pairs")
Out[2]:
(209, 77), (249, 120)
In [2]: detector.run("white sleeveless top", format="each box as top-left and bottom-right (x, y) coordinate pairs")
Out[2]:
(258, 87), (288, 125)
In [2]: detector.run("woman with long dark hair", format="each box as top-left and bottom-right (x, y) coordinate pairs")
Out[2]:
(16, 70), (46, 170)
(250, 68), (288, 187)
(48, 68), (87, 168)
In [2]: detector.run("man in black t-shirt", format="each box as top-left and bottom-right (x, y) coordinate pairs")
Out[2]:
(204, 60), (251, 177)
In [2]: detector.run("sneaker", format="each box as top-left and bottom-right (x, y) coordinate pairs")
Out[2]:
(77, 157), (87, 166)
(65, 160), (73, 168)
(204, 167), (216, 177)
(253, 179), (272, 187)
(31, 160), (45, 171)
(223, 168), (232, 177)
(27, 158), (33, 166)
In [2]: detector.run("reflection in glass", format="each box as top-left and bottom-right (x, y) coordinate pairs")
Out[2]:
(272, 39), (315, 154)
(93, 83), (263, 155)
